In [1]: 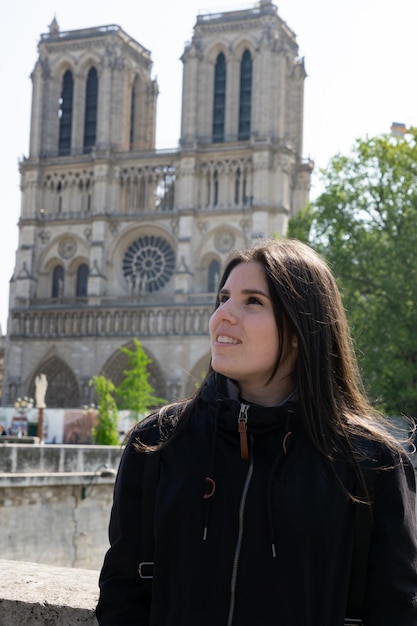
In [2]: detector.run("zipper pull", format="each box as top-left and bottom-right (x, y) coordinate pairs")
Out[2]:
(238, 403), (250, 461)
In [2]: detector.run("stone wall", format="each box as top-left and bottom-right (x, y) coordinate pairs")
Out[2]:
(0, 443), (123, 569)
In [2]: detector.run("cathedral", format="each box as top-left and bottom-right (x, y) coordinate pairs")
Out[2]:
(2, 0), (312, 408)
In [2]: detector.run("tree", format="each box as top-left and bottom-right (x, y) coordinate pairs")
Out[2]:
(90, 376), (120, 445)
(288, 129), (417, 415)
(115, 338), (165, 421)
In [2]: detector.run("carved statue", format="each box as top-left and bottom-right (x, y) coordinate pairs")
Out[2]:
(35, 373), (48, 409)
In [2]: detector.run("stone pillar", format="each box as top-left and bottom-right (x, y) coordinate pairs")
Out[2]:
(176, 155), (196, 210)
(29, 60), (46, 158)
(180, 45), (200, 145)
(88, 220), (107, 297)
(97, 59), (113, 149)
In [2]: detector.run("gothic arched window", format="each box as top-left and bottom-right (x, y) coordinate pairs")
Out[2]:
(58, 70), (73, 156)
(238, 50), (252, 141)
(212, 53), (226, 143)
(208, 260), (220, 292)
(52, 265), (64, 298)
(235, 168), (241, 205)
(76, 264), (89, 297)
(56, 181), (63, 212)
(213, 170), (219, 206)
(129, 77), (141, 150)
(83, 67), (98, 153)
(129, 83), (136, 149)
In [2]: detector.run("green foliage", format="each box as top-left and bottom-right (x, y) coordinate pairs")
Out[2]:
(288, 129), (417, 415)
(89, 376), (120, 445)
(286, 202), (314, 243)
(115, 338), (166, 421)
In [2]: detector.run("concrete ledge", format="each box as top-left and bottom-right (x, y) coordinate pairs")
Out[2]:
(0, 442), (123, 474)
(0, 559), (99, 625)
(0, 436), (40, 444)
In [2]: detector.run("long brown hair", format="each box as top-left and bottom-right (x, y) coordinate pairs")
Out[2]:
(215, 238), (403, 457)
(137, 238), (402, 466)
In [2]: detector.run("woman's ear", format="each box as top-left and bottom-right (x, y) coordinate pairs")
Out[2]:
(291, 336), (298, 349)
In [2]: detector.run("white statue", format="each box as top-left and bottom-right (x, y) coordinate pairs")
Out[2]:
(35, 373), (48, 409)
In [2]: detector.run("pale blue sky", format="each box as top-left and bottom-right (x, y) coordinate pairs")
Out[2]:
(1, 0), (416, 331)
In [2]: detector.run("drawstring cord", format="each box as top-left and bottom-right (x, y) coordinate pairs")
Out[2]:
(202, 401), (220, 541)
(202, 399), (294, 553)
(203, 477), (216, 499)
(266, 409), (293, 558)
(282, 431), (292, 455)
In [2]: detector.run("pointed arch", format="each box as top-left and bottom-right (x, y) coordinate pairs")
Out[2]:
(58, 69), (73, 156)
(212, 53), (226, 143)
(238, 49), (252, 140)
(100, 341), (167, 400)
(29, 356), (80, 408)
(83, 67), (98, 152)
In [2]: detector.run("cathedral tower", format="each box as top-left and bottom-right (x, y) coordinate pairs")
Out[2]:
(3, 2), (312, 410)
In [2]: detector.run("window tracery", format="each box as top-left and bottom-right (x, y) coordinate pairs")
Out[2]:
(212, 53), (226, 142)
(122, 235), (175, 293)
(238, 50), (252, 140)
(84, 67), (98, 152)
(58, 70), (73, 156)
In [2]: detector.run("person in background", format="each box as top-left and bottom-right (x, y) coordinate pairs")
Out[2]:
(96, 238), (417, 626)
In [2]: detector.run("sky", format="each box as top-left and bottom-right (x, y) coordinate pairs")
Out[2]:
(1, 0), (416, 333)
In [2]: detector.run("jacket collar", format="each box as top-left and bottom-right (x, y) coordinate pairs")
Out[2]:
(200, 372), (297, 434)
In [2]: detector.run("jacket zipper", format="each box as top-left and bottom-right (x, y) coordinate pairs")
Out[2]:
(238, 403), (250, 461)
(227, 404), (254, 626)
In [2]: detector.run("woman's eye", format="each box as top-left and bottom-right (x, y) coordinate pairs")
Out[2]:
(247, 296), (262, 305)
(218, 294), (229, 304)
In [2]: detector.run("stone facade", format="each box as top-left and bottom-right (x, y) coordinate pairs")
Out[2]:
(0, 334), (4, 404)
(3, 1), (312, 408)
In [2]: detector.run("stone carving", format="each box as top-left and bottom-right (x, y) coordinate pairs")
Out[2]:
(59, 237), (77, 259)
(35, 373), (48, 409)
(214, 231), (236, 253)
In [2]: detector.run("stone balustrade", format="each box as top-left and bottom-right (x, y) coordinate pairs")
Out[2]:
(9, 303), (213, 339)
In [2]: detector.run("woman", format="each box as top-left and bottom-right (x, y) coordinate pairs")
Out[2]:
(96, 238), (417, 625)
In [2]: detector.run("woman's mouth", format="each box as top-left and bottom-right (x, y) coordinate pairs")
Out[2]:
(216, 335), (241, 344)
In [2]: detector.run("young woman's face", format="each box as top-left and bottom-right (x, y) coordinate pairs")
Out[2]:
(209, 261), (298, 406)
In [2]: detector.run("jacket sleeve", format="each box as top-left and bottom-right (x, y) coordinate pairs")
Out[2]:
(95, 422), (158, 625)
(364, 448), (417, 626)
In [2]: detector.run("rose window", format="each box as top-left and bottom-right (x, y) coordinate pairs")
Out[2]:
(122, 235), (175, 293)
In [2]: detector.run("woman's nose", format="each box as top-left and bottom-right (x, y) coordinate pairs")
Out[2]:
(216, 299), (238, 322)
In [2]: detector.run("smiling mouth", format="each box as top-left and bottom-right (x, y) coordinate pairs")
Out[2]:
(216, 335), (241, 344)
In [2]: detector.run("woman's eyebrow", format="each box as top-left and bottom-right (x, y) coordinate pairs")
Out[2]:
(241, 288), (270, 299)
(218, 287), (270, 299)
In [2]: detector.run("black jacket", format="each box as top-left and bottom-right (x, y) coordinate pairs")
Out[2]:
(96, 373), (417, 625)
